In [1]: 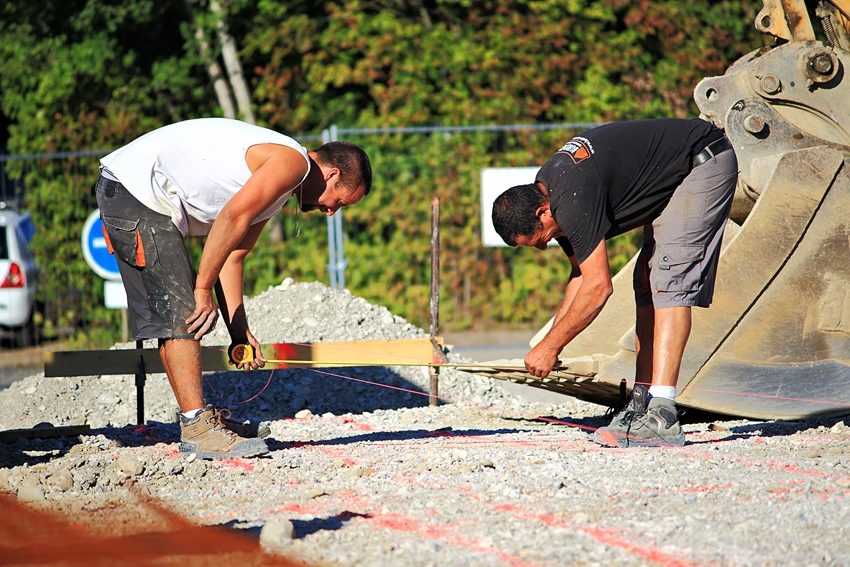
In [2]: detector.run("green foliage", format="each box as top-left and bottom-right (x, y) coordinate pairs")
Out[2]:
(0, 0), (212, 346)
(240, 0), (763, 328)
(246, 0), (764, 130)
(331, 128), (587, 329)
(0, 0), (765, 340)
(20, 161), (112, 340)
(63, 326), (118, 350)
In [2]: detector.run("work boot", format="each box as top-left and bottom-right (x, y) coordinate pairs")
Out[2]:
(593, 394), (685, 448)
(219, 409), (271, 439)
(179, 405), (269, 459)
(175, 407), (271, 438)
(602, 384), (649, 426)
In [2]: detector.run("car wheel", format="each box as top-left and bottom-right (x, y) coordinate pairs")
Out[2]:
(13, 315), (35, 348)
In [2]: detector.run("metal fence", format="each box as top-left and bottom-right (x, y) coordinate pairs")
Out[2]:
(319, 122), (601, 288)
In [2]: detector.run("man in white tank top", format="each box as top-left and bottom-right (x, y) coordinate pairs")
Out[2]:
(96, 118), (372, 459)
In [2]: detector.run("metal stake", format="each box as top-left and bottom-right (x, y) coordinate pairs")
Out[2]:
(323, 125), (348, 290)
(322, 128), (338, 288)
(134, 339), (146, 424)
(429, 196), (442, 406)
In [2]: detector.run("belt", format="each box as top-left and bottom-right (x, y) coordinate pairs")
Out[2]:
(96, 175), (125, 198)
(98, 177), (122, 188)
(692, 136), (733, 168)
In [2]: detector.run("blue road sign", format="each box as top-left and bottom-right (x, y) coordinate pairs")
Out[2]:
(81, 209), (122, 281)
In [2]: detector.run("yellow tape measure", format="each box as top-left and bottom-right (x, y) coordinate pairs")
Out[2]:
(228, 343), (255, 365)
(223, 343), (575, 374)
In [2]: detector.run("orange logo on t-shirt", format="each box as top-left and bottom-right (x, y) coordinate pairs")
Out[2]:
(556, 136), (595, 164)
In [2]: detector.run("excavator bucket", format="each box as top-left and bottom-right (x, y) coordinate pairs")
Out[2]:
(517, 1), (850, 420)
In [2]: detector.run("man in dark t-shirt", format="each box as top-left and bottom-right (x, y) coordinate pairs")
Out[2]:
(492, 118), (738, 448)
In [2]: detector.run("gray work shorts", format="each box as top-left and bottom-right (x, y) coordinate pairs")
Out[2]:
(633, 146), (738, 309)
(95, 176), (197, 340)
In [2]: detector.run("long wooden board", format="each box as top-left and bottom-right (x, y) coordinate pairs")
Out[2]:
(43, 337), (445, 377)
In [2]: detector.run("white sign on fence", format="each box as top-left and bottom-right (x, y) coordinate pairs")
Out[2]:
(480, 167), (541, 247)
(104, 280), (128, 310)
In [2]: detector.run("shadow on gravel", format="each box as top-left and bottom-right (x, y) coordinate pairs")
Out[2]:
(0, 441), (72, 469)
(2, 424), (525, 468)
(0, 423), (181, 469)
(502, 413), (608, 431)
(266, 427), (523, 451)
(203, 368), (435, 423)
(722, 416), (848, 437)
(502, 405), (746, 435)
(224, 511), (369, 541)
(292, 511), (370, 538)
(521, 410), (850, 445)
(106, 422), (181, 445)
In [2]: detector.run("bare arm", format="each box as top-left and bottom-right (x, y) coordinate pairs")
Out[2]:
(186, 145), (307, 340)
(551, 254), (582, 328)
(524, 239), (613, 377)
(215, 221), (268, 370)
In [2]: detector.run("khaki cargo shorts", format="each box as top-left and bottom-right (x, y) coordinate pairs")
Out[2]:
(634, 147), (738, 309)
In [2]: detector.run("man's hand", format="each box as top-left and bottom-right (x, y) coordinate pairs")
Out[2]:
(524, 341), (561, 378)
(186, 288), (219, 339)
(234, 330), (267, 371)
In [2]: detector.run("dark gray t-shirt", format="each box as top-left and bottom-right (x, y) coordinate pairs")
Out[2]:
(537, 118), (721, 263)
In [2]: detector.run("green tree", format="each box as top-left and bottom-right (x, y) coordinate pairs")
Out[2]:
(0, 0), (213, 342)
(0, 0), (766, 341)
(241, 0), (764, 329)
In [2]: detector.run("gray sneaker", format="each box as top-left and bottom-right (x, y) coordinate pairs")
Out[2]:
(179, 405), (269, 459)
(602, 384), (649, 425)
(593, 392), (685, 448)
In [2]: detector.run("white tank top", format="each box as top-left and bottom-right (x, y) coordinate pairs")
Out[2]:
(101, 118), (310, 236)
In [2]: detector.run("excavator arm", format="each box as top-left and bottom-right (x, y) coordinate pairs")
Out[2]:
(517, 0), (850, 420)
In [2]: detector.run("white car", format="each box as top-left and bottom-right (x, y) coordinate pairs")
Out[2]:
(0, 206), (38, 346)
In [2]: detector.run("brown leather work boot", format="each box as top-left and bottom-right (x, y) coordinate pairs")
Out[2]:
(179, 405), (269, 459)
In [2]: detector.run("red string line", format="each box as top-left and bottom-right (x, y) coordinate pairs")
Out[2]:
(202, 344), (850, 409)
(198, 358), (850, 453)
(204, 360), (598, 434)
(274, 343), (850, 408)
(204, 369), (274, 406)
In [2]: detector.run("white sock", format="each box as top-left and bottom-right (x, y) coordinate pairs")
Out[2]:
(182, 408), (202, 419)
(648, 385), (677, 402)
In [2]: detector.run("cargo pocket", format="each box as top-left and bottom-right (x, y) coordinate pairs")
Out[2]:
(101, 215), (146, 268)
(652, 245), (704, 292)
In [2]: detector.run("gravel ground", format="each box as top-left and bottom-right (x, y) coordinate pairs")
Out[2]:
(2, 279), (850, 566)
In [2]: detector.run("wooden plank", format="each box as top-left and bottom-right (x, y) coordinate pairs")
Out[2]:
(0, 424), (91, 441)
(44, 348), (166, 377)
(264, 337), (444, 368)
(43, 338), (444, 377)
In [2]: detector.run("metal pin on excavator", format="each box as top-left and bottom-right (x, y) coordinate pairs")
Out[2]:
(500, 0), (850, 420)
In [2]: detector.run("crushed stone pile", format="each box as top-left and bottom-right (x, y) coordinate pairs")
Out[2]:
(2, 401), (850, 566)
(3, 280), (850, 566)
(0, 279), (524, 432)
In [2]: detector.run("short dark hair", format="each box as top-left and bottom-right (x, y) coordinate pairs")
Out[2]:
(312, 141), (372, 196)
(492, 183), (548, 246)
